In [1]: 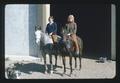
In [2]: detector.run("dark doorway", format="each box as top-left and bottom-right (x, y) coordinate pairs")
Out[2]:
(50, 3), (111, 59)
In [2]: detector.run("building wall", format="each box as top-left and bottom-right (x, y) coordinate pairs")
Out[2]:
(5, 4), (29, 56)
(29, 5), (39, 57)
(37, 4), (50, 32)
(5, 4), (41, 57)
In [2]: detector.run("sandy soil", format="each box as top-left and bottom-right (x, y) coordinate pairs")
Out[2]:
(5, 55), (116, 79)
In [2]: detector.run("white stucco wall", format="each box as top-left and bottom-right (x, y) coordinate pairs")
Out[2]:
(5, 4), (30, 56)
(37, 4), (50, 32)
(5, 4), (46, 57)
(29, 5), (38, 57)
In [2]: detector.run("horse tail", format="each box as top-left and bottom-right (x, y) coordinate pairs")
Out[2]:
(77, 36), (83, 56)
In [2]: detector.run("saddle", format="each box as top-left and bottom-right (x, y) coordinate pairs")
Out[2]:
(51, 34), (61, 44)
(51, 34), (58, 43)
(66, 34), (81, 52)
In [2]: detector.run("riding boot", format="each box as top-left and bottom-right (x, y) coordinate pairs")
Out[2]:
(71, 34), (79, 55)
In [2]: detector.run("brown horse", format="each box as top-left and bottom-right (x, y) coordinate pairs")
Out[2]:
(61, 34), (83, 76)
(35, 25), (83, 76)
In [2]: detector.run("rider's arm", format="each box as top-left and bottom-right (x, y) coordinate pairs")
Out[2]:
(65, 24), (70, 35)
(74, 23), (77, 34)
(53, 22), (57, 34)
(66, 24), (71, 35)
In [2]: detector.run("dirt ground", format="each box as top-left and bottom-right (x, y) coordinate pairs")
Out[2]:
(5, 55), (116, 79)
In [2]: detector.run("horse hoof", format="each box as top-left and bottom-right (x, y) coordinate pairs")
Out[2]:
(50, 70), (53, 74)
(54, 65), (57, 69)
(74, 74), (77, 77)
(75, 68), (77, 71)
(69, 74), (72, 77)
(62, 71), (66, 76)
(44, 71), (47, 74)
(62, 73), (65, 76)
(55, 64), (57, 67)
(79, 68), (81, 71)
(69, 72), (73, 77)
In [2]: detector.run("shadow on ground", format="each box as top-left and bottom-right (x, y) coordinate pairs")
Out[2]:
(13, 62), (63, 75)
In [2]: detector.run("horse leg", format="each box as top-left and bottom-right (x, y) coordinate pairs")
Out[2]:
(55, 44), (59, 67)
(74, 56), (77, 70)
(49, 54), (53, 74)
(44, 54), (48, 74)
(55, 55), (57, 67)
(62, 55), (66, 75)
(69, 55), (73, 76)
(79, 52), (82, 70)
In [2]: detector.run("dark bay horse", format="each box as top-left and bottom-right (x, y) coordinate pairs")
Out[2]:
(35, 26), (56, 74)
(59, 34), (83, 76)
(35, 26), (83, 76)
(51, 33), (83, 76)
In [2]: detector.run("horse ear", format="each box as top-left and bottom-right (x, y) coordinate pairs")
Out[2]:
(39, 26), (42, 30)
(35, 25), (38, 31)
(35, 25), (42, 31)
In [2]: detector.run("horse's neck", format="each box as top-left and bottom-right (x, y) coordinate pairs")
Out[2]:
(39, 32), (45, 46)
(42, 32), (53, 44)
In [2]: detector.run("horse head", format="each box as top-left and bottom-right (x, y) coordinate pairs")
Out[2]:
(35, 25), (43, 44)
(35, 25), (54, 45)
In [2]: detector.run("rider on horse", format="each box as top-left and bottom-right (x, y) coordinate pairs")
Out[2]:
(45, 16), (58, 44)
(62, 15), (79, 55)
